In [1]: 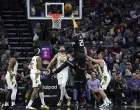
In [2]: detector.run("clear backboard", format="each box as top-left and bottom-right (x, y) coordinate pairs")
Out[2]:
(27, 0), (82, 20)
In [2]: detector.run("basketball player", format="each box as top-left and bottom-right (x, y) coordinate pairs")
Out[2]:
(86, 52), (111, 108)
(4, 50), (23, 110)
(47, 45), (71, 106)
(48, 14), (86, 79)
(47, 14), (87, 105)
(26, 48), (49, 110)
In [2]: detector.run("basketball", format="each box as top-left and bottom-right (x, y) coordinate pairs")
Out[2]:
(64, 2), (72, 11)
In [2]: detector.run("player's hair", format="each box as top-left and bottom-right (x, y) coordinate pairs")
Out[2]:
(10, 50), (16, 57)
(34, 48), (40, 55)
(99, 52), (105, 58)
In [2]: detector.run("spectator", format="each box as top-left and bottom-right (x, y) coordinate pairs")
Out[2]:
(133, 58), (140, 72)
(135, 69), (140, 76)
(0, 16), (4, 28)
(104, 48), (110, 63)
(110, 24), (120, 36)
(120, 56), (128, 73)
(111, 42), (122, 56)
(107, 57), (114, 71)
(50, 33), (58, 44)
(115, 72), (129, 104)
(114, 54), (121, 65)
(1, 50), (10, 64)
(128, 73), (140, 102)
(113, 63), (121, 73)
(125, 36), (137, 48)
(125, 62), (133, 73)
(123, 69), (132, 82)
(87, 72), (101, 102)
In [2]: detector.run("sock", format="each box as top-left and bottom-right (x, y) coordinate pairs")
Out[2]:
(11, 101), (15, 106)
(60, 86), (64, 101)
(104, 97), (109, 103)
(27, 100), (33, 106)
(63, 88), (69, 99)
(5, 102), (9, 106)
(11, 88), (17, 106)
(39, 92), (45, 105)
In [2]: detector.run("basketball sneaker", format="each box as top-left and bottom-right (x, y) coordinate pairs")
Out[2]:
(57, 100), (63, 107)
(26, 106), (37, 110)
(67, 97), (71, 106)
(41, 105), (49, 109)
(99, 102), (109, 108)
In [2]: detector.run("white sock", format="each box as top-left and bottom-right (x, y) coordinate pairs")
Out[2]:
(39, 92), (45, 105)
(5, 102), (9, 106)
(60, 86), (64, 101)
(63, 88), (69, 99)
(27, 100), (33, 106)
(11, 101), (15, 106)
(104, 97), (109, 103)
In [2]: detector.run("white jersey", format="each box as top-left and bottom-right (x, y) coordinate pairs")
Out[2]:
(7, 59), (18, 75)
(56, 53), (68, 78)
(102, 60), (109, 76)
(30, 56), (41, 74)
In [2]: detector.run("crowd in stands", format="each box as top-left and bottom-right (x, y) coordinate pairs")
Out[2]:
(0, 0), (140, 106)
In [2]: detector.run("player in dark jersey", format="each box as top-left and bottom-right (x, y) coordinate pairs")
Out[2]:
(47, 14), (87, 105)
(48, 14), (86, 77)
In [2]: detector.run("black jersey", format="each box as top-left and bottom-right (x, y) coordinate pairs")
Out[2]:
(71, 32), (84, 53)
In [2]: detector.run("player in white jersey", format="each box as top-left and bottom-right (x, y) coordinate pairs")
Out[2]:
(86, 52), (111, 108)
(25, 48), (49, 110)
(4, 50), (24, 110)
(47, 45), (71, 107)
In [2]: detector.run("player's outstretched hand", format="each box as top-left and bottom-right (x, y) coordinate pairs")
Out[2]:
(70, 13), (74, 20)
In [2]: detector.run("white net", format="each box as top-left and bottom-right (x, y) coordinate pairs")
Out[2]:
(49, 14), (63, 29)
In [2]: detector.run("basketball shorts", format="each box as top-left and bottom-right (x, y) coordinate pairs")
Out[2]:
(5, 72), (17, 90)
(99, 74), (111, 90)
(72, 52), (86, 68)
(57, 70), (68, 87)
(30, 74), (41, 88)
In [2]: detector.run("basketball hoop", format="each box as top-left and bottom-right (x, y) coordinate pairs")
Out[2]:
(48, 13), (64, 29)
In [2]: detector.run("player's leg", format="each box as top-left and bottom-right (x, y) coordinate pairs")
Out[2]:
(99, 75), (111, 108)
(57, 76), (71, 106)
(57, 77), (63, 106)
(62, 76), (71, 106)
(26, 74), (39, 110)
(38, 86), (49, 109)
(79, 69), (87, 105)
(4, 74), (12, 109)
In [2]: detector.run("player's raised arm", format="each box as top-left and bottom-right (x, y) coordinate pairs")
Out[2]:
(47, 54), (58, 70)
(71, 14), (80, 35)
(86, 55), (102, 64)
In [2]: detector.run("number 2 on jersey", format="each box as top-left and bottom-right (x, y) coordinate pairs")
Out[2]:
(79, 39), (84, 46)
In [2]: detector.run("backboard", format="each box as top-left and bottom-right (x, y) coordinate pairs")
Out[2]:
(27, 0), (82, 20)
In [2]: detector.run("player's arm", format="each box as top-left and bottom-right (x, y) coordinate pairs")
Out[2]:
(86, 55), (102, 64)
(8, 58), (16, 75)
(71, 14), (78, 28)
(47, 54), (58, 70)
(66, 54), (71, 59)
(36, 56), (47, 72)
(71, 14), (81, 35)
(16, 72), (23, 78)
